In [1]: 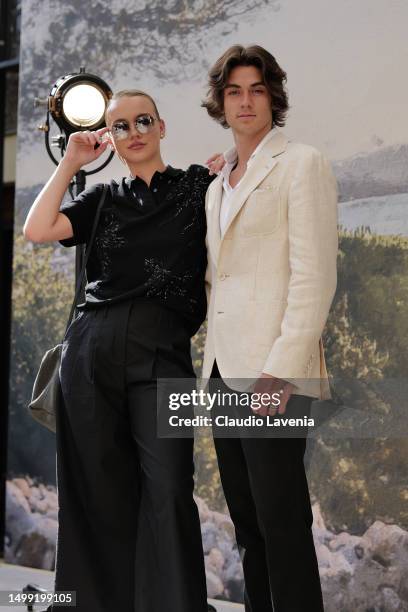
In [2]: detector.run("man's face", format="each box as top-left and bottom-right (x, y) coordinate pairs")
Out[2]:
(106, 95), (165, 164)
(223, 65), (272, 137)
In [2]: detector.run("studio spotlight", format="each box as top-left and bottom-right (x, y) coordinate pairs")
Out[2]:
(35, 66), (114, 186)
(49, 73), (110, 133)
(34, 67), (114, 298)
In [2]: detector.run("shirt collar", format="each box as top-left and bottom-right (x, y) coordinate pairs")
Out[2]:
(223, 126), (280, 167)
(126, 164), (183, 187)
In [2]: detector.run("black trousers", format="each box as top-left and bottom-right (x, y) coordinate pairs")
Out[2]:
(210, 361), (324, 612)
(53, 298), (208, 612)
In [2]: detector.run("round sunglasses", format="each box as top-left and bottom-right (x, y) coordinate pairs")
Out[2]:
(107, 113), (158, 141)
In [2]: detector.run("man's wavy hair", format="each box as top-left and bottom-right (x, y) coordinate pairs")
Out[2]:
(202, 45), (289, 129)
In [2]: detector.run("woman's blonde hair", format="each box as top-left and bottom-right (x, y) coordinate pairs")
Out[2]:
(104, 89), (161, 125)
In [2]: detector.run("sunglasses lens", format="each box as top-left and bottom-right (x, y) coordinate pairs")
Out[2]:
(115, 129), (129, 141)
(136, 115), (154, 134)
(112, 123), (129, 140)
(111, 115), (155, 139)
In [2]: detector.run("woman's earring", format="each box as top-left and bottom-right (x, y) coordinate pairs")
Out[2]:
(160, 133), (164, 139)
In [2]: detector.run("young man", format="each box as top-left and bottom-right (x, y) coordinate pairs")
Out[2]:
(201, 45), (338, 611)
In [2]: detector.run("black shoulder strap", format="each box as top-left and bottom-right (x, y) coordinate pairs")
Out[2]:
(64, 183), (109, 336)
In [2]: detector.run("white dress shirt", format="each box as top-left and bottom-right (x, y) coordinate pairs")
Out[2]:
(219, 127), (281, 237)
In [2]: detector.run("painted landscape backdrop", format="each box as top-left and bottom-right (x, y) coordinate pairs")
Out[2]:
(6, 1), (408, 609)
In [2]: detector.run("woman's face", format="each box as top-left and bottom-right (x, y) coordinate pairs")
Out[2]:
(106, 95), (165, 167)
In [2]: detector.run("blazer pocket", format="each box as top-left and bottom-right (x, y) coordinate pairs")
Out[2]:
(240, 186), (281, 236)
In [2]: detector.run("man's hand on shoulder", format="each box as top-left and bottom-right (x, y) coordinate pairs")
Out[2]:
(205, 153), (226, 175)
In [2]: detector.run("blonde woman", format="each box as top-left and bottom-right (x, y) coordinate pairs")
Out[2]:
(24, 90), (221, 612)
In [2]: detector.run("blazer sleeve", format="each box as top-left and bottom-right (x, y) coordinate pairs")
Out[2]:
(262, 149), (338, 381)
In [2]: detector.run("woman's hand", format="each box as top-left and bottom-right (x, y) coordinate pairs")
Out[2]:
(64, 126), (112, 171)
(206, 153), (226, 176)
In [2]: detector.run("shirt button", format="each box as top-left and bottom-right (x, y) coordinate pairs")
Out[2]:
(219, 273), (227, 280)
(153, 188), (158, 192)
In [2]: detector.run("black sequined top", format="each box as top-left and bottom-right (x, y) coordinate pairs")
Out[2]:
(59, 164), (216, 336)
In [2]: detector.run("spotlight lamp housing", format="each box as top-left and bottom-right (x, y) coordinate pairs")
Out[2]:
(35, 66), (114, 175)
(48, 67), (112, 134)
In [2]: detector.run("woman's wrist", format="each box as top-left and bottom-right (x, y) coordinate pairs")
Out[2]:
(59, 156), (81, 177)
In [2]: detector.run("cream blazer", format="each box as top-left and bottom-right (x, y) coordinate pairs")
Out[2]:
(202, 128), (338, 400)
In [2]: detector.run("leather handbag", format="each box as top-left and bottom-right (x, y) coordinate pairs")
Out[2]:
(28, 183), (109, 432)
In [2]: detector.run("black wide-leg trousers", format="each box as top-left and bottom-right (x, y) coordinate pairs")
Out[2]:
(53, 298), (207, 612)
(210, 361), (324, 612)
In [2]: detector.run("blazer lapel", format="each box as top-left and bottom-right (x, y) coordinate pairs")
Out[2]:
(221, 156), (278, 240)
(207, 129), (289, 264)
(206, 175), (223, 265)
(222, 130), (289, 240)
